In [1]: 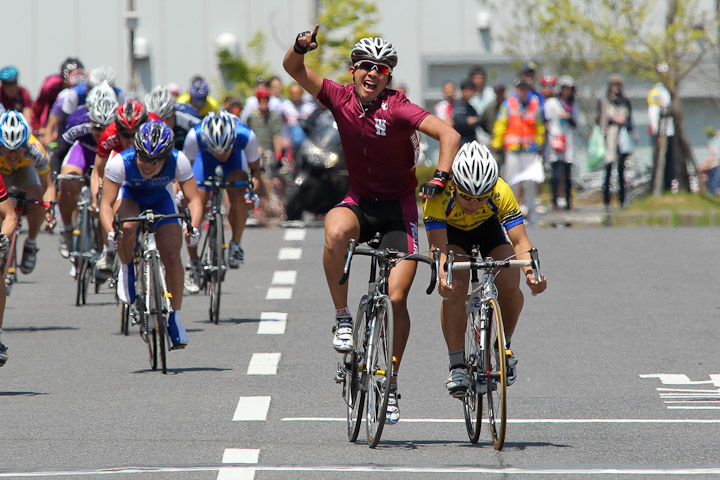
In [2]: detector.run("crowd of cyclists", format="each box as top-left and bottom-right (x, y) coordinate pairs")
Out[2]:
(1, 33), (548, 432)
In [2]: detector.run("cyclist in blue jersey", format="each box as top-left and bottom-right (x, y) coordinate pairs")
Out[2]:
(181, 110), (262, 291)
(145, 85), (200, 151)
(99, 121), (203, 349)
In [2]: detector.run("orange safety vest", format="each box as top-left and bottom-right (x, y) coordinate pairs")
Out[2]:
(503, 96), (540, 149)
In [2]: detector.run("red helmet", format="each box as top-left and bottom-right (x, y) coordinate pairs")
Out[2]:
(115, 99), (148, 135)
(540, 75), (557, 87)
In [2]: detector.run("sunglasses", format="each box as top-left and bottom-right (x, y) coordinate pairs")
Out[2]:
(455, 190), (490, 202)
(354, 61), (392, 75)
(136, 153), (168, 165)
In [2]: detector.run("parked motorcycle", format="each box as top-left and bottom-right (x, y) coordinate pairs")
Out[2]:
(284, 109), (349, 221)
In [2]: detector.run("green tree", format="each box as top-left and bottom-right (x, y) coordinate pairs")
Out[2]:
(216, 31), (274, 101)
(494, 0), (719, 194)
(306, 0), (381, 81)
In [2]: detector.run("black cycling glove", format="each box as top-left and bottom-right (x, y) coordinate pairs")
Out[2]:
(419, 169), (450, 196)
(294, 30), (318, 54)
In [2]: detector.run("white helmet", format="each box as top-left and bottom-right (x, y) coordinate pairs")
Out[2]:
(145, 85), (175, 119)
(0, 110), (29, 150)
(451, 141), (498, 196)
(351, 37), (398, 69)
(88, 65), (116, 88)
(201, 111), (237, 155)
(86, 83), (119, 127)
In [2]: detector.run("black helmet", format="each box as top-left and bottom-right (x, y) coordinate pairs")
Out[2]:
(60, 57), (84, 82)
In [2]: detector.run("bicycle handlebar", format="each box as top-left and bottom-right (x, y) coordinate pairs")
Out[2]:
(199, 178), (250, 190)
(339, 238), (440, 295)
(445, 247), (541, 286)
(113, 208), (192, 237)
(7, 189), (54, 210)
(56, 173), (91, 185)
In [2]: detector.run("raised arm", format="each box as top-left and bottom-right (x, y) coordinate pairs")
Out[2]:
(282, 25), (324, 98)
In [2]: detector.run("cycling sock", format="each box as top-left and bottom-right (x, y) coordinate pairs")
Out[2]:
(389, 374), (398, 392)
(505, 333), (512, 348)
(0, 328), (3, 343)
(336, 307), (351, 317)
(448, 349), (465, 369)
(25, 238), (37, 247)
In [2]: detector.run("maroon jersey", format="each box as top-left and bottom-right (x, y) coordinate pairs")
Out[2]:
(0, 174), (8, 202)
(317, 79), (429, 200)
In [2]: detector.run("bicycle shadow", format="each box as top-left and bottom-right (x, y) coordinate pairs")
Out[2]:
(214, 317), (262, 325)
(0, 391), (49, 397)
(131, 366), (233, 375)
(371, 439), (570, 451)
(3, 326), (79, 333)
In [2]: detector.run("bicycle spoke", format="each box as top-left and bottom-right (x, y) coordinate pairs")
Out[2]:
(463, 311), (483, 443)
(366, 296), (393, 449)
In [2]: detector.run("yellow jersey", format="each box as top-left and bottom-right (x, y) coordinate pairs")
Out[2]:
(0, 134), (50, 176)
(176, 93), (220, 117)
(423, 177), (523, 232)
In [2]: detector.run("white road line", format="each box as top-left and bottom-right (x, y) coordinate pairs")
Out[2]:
(278, 247), (302, 260)
(247, 353), (281, 375)
(265, 287), (293, 300)
(233, 396), (271, 421)
(4, 463), (720, 476)
(668, 406), (720, 410)
(283, 229), (306, 241)
(217, 449), (259, 480)
(257, 312), (287, 335)
(281, 417), (720, 424)
(271, 270), (296, 285)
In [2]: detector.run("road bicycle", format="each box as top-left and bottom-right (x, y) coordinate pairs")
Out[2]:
(336, 234), (439, 448)
(0, 190), (54, 296)
(197, 177), (249, 324)
(114, 208), (191, 374)
(57, 173), (102, 306)
(445, 247), (541, 450)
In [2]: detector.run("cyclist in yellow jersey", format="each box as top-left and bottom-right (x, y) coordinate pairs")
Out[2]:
(0, 111), (52, 274)
(176, 78), (220, 118)
(423, 141), (547, 394)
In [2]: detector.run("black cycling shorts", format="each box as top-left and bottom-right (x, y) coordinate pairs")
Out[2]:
(446, 215), (510, 258)
(337, 190), (419, 254)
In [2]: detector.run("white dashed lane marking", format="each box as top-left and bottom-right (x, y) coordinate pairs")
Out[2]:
(233, 396), (271, 421)
(217, 449), (259, 480)
(258, 312), (287, 335)
(247, 353), (281, 375)
(265, 287), (292, 300)
(271, 270), (296, 285)
(278, 247), (302, 260)
(283, 229), (306, 241)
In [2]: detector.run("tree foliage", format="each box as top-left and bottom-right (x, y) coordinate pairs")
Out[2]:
(493, 0), (720, 192)
(305, 0), (381, 81)
(216, 31), (275, 100)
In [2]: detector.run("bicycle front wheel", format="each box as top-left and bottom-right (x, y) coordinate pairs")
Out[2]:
(76, 258), (89, 305)
(3, 233), (18, 297)
(484, 297), (507, 450)
(365, 295), (394, 449)
(346, 295), (369, 442)
(209, 213), (224, 324)
(463, 310), (483, 443)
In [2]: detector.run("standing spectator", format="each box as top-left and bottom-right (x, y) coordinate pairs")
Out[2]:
(167, 82), (180, 100)
(0, 66), (33, 122)
(648, 79), (676, 192)
(240, 76), (283, 124)
(479, 81), (506, 168)
(519, 61), (543, 103)
(468, 66), (496, 122)
(452, 79), (481, 146)
(434, 81), (456, 126)
(539, 75), (557, 102)
(32, 57), (83, 136)
(598, 74), (634, 209)
(491, 77), (545, 225)
(544, 75), (577, 210)
(281, 82), (317, 156)
(177, 77), (220, 117)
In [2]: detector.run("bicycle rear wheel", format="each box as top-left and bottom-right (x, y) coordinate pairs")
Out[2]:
(151, 257), (168, 374)
(120, 302), (130, 336)
(463, 310), (483, 443)
(76, 258), (90, 305)
(346, 295), (369, 442)
(485, 297), (507, 450)
(365, 295), (394, 449)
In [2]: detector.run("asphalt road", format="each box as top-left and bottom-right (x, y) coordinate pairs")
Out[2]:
(1, 225), (719, 479)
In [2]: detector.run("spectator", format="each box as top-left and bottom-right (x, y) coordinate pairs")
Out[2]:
(519, 61), (543, 103)
(544, 75), (577, 210)
(597, 73), (634, 209)
(539, 75), (557, 101)
(0, 66), (33, 122)
(468, 66), (496, 122)
(491, 77), (545, 225)
(648, 78), (676, 193)
(452, 79), (481, 146)
(479, 81), (506, 168)
(281, 82), (317, 155)
(167, 82), (180, 100)
(434, 81), (455, 126)
(240, 76), (283, 124)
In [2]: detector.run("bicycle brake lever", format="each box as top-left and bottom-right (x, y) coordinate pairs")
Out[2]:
(530, 247), (541, 283)
(445, 250), (454, 287)
(338, 238), (356, 285)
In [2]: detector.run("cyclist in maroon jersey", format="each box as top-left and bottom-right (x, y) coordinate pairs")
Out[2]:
(0, 173), (19, 366)
(284, 25), (460, 425)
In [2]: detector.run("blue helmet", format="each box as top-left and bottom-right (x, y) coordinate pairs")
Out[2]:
(0, 110), (29, 150)
(201, 111), (237, 155)
(134, 120), (174, 161)
(189, 79), (209, 100)
(0, 66), (19, 83)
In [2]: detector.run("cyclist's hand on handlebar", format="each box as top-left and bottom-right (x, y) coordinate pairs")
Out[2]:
(44, 205), (57, 232)
(525, 272), (547, 296)
(438, 275), (454, 298)
(186, 226), (200, 247)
